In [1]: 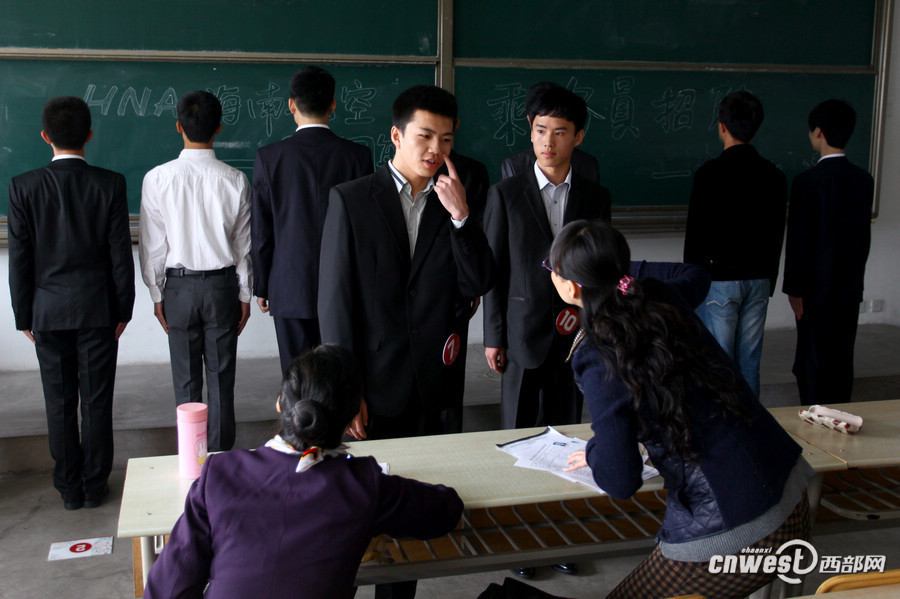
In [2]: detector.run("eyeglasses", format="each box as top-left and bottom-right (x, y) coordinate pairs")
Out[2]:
(542, 258), (582, 288)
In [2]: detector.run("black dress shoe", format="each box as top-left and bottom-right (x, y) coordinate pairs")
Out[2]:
(552, 562), (579, 575)
(63, 490), (84, 510)
(84, 484), (109, 509)
(510, 567), (536, 579)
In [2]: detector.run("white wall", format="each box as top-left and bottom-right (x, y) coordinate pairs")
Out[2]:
(4, 8), (900, 370)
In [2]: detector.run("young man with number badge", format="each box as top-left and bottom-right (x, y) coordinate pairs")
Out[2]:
(484, 85), (611, 433)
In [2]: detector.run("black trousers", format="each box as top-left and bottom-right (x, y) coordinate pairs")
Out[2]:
(501, 335), (581, 430)
(164, 272), (240, 451)
(273, 316), (320, 376)
(34, 327), (118, 499)
(793, 302), (860, 404)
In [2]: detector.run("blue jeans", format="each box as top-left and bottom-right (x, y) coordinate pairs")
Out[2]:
(696, 279), (770, 397)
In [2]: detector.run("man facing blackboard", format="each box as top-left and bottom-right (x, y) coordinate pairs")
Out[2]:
(251, 66), (373, 376)
(8, 96), (135, 510)
(684, 91), (787, 398)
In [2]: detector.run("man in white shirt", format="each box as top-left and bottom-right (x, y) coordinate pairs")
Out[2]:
(139, 90), (252, 451)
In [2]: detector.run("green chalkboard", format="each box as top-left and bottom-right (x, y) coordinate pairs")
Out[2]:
(0, 1), (438, 57)
(455, 0), (876, 66)
(0, 61), (434, 215)
(452, 67), (874, 207)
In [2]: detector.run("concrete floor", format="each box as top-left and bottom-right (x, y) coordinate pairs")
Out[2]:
(2, 325), (900, 598)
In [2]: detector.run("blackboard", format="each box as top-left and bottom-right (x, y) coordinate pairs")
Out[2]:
(455, 0), (875, 66)
(453, 67), (874, 208)
(0, 1), (438, 57)
(0, 61), (434, 215)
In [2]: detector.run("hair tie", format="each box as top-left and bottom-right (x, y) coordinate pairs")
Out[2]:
(617, 275), (634, 296)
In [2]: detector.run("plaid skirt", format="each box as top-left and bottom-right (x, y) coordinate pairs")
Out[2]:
(607, 491), (810, 599)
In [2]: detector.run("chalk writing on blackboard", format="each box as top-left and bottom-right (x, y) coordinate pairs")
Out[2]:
(211, 85), (242, 126)
(566, 77), (606, 132)
(348, 134), (394, 168)
(653, 87), (696, 133)
(611, 76), (640, 140)
(487, 83), (528, 147)
(84, 84), (179, 118)
(247, 83), (286, 138)
(341, 80), (377, 125)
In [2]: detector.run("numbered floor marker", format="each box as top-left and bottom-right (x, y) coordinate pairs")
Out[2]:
(47, 536), (113, 561)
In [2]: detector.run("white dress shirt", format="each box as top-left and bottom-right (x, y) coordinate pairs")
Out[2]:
(139, 149), (252, 303)
(387, 160), (467, 259)
(534, 161), (572, 237)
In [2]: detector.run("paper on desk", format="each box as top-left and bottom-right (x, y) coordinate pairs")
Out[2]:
(498, 427), (659, 494)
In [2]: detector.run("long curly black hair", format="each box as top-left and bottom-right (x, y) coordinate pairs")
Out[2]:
(549, 220), (749, 460)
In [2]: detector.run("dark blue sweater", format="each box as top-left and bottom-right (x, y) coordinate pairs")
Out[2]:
(572, 281), (800, 545)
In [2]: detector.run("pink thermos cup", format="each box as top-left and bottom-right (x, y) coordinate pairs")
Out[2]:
(176, 403), (208, 479)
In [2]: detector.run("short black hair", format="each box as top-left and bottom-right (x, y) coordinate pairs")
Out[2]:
(525, 81), (562, 116)
(528, 86), (587, 133)
(808, 99), (857, 149)
(392, 85), (457, 132)
(289, 66), (335, 117)
(176, 90), (222, 143)
(718, 91), (764, 143)
(42, 96), (92, 150)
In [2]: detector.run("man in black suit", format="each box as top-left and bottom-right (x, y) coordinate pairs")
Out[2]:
(252, 66), (373, 375)
(500, 81), (600, 182)
(319, 84), (495, 599)
(8, 96), (134, 510)
(783, 99), (874, 404)
(484, 86), (611, 432)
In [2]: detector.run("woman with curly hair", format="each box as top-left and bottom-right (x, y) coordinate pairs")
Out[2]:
(551, 220), (812, 599)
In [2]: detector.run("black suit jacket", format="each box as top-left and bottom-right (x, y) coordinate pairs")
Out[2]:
(783, 156), (874, 307)
(318, 165), (496, 417)
(8, 158), (135, 331)
(483, 170), (611, 368)
(251, 127), (372, 319)
(500, 147), (600, 182)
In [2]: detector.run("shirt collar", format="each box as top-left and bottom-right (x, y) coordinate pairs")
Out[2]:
(388, 160), (434, 196)
(296, 123), (330, 132)
(534, 160), (572, 189)
(818, 152), (846, 163)
(178, 148), (217, 160)
(51, 154), (86, 162)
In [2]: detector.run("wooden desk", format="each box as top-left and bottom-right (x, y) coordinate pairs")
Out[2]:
(770, 400), (900, 468)
(118, 422), (843, 592)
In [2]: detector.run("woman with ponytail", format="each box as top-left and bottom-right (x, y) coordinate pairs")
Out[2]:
(551, 220), (813, 599)
(145, 344), (463, 599)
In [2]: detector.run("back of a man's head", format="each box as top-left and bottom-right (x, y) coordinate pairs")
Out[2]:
(391, 85), (458, 132)
(719, 91), (764, 143)
(808, 99), (856, 149)
(177, 91), (222, 143)
(290, 66), (336, 117)
(42, 96), (92, 150)
(528, 86), (587, 133)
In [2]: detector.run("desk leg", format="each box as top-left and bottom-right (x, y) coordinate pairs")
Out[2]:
(140, 536), (160, 589)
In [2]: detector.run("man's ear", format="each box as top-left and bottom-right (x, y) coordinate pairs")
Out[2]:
(288, 98), (297, 114)
(40, 130), (52, 145)
(574, 129), (585, 147)
(390, 125), (402, 149)
(176, 121), (184, 134)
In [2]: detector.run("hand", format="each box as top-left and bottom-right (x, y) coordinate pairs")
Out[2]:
(345, 397), (368, 440)
(237, 301), (251, 335)
(433, 154), (469, 222)
(114, 322), (128, 340)
(257, 297), (270, 314)
(563, 449), (588, 472)
(153, 301), (169, 334)
(788, 295), (804, 321)
(22, 330), (35, 344)
(485, 346), (507, 374)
